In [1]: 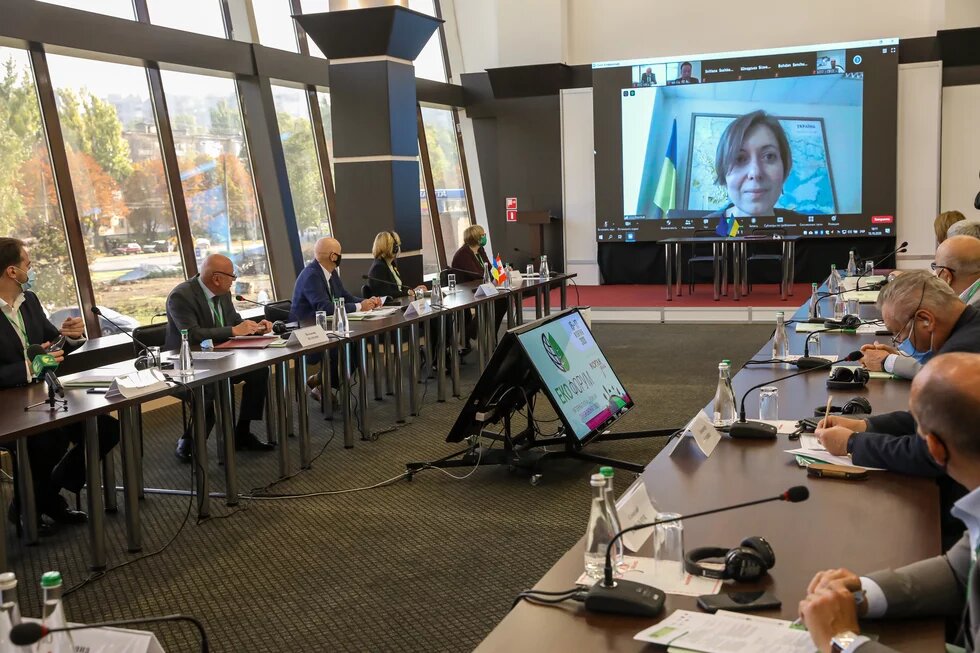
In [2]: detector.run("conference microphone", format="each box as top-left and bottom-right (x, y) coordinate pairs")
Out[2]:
(234, 294), (290, 324)
(855, 241), (908, 291)
(584, 486), (810, 617)
(26, 344), (64, 398)
(10, 614), (209, 651)
(91, 306), (154, 368)
(728, 353), (862, 439)
(360, 274), (411, 294)
(794, 326), (855, 370)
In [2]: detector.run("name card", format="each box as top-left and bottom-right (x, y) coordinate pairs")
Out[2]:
(474, 283), (499, 297)
(688, 411), (722, 457)
(106, 368), (170, 399)
(403, 298), (432, 318)
(616, 482), (658, 552)
(508, 270), (523, 286)
(286, 325), (332, 347)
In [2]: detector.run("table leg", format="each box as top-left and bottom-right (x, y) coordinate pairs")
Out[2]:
(216, 378), (238, 506)
(476, 304), (487, 373)
(516, 290), (525, 325)
(340, 341), (354, 448)
(712, 242), (721, 301)
(394, 327), (405, 423)
(451, 312), (461, 398)
(358, 339), (372, 440)
(120, 405), (142, 552)
(321, 351), (333, 421)
(134, 413), (144, 500)
(437, 313), (448, 403)
(276, 361), (291, 475)
(560, 281), (568, 309)
(384, 331), (395, 396)
(780, 241), (789, 300)
(84, 416), (106, 571)
(674, 243), (683, 296)
(423, 320), (434, 380)
(265, 368), (278, 445)
(296, 356), (311, 469)
(192, 385), (209, 518)
(732, 242), (742, 301)
(506, 293), (516, 330)
(722, 243), (729, 297)
(535, 288), (543, 319)
(282, 361), (293, 441)
(371, 335), (383, 401)
(409, 323), (420, 416)
(788, 242), (797, 294)
(14, 438), (37, 544)
(543, 279), (552, 316)
(664, 242), (673, 301)
(102, 444), (117, 513)
(741, 242), (749, 297)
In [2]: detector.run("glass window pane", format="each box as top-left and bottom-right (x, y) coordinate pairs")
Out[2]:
(422, 107), (470, 262)
(0, 48), (81, 320)
(418, 162), (439, 277)
(315, 90), (333, 178)
(299, 0), (328, 58)
(46, 54), (185, 327)
(409, 0), (446, 82)
(253, 0), (300, 52)
(36, 0), (135, 19)
(159, 69), (274, 307)
(147, 0), (226, 38)
(272, 85), (329, 262)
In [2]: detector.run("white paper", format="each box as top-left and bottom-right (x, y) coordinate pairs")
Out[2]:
(784, 447), (884, 471)
(105, 368), (170, 399)
(799, 434), (824, 450)
(474, 282), (499, 297)
(403, 298), (432, 318)
(688, 412), (721, 457)
(635, 609), (815, 653)
(190, 351), (233, 360)
(576, 558), (722, 597)
(616, 482), (659, 551)
(841, 275), (885, 290)
(285, 325), (333, 347)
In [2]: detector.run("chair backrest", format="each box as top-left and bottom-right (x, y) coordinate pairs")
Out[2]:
(263, 300), (291, 322)
(751, 227), (787, 237)
(361, 284), (372, 299)
(694, 229), (717, 239)
(132, 323), (167, 356)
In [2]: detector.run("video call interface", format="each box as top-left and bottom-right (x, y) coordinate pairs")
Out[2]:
(592, 39), (899, 243)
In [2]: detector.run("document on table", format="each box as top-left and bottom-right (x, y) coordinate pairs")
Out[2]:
(63, 362), (139, 387)
(575, 558), (722, 597)
(785, 447), (883, 471)
(190, 351), (233, 360)
(635, 609), (816, 653)
(842, 275), (886, 290)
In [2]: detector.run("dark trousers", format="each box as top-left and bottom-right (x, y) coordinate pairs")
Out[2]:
(180, 367), (269, 441)
(11, 414), (119, 516)
(464, 298), (508, 342)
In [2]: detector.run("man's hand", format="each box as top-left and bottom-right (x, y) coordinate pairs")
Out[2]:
(859, 342), (898, 372)
(815, 426), (855, 456)
(799, 586), (862, 653)
(257, 319), (274, 334)
(359, 297), (382, 312)
(807, 568), (863, 599)
(59, 316), (85, 339)
(231, 320), (263, 336)
(39, 342), (65, 364)
(817, 414), (868, 432)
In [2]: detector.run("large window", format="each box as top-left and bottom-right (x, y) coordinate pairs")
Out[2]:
(46, 54), (185, 326)
(0, 48), (80, 318)
(253, 0), (300, 53)
(421, 106), (471, 261)
(146, 0), (226, 38)
(299, 0), (328, 59)
(316, 90), (333, 177)
(410, 0), (447, 82)
(418, 162), (440, 276)
(272, 84), (330, 261)
(159, 69), (274, 305)
(36, 0), (135, 19)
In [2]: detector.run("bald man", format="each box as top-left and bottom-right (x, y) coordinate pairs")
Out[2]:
(800, 352), (980, 653)
(165, 254), (275, 461)
(289, 237), (380, 325)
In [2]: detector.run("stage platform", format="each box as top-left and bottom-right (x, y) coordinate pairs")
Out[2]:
(522, 282), (813, 323)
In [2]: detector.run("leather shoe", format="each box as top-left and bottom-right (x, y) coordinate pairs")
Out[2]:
(235, 433), (275, 452)
(7, 505), (58, 538)
(45, 506), (88, 525)
(175, 438), (192, 463)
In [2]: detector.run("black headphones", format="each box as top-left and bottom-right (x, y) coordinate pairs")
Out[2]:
(272, 320), (289, 335)
(814, 396), (872, 417)
(827, 366), (870, 390)
(684, 536), (775, 582)
(823, 314), (862, 330)
(389, 231), (400, 256)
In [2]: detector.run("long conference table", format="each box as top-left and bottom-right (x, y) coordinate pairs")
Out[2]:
(476, 287), (943, 650)
(0, 272), (574, 573)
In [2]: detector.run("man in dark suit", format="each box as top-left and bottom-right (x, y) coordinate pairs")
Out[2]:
(166, 253), (275, 462)
(800, 352), (980, 653)
(0, 237), (118, 533)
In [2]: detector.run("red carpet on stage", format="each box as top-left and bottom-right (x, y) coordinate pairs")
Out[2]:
(525, 283), (813, 308)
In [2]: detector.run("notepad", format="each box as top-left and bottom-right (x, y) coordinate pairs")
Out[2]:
(635, 610), (813, 652)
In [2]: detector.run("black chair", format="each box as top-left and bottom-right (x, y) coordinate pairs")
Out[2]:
(263, 300), (291, 322)
(132, 323), (167, 356)
(745, 227), (788, 293)
(686, 229), (725, 295)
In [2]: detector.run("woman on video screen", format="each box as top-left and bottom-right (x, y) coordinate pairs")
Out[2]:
(706, 110), (799, 220)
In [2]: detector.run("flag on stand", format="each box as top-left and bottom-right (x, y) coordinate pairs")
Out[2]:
(715, 216), (741, 238)
(494, 255), (508, 284)
(652, 118), (678, 215)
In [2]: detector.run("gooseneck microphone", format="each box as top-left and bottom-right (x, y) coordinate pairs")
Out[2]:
(9, 614), (209, 651)
(584, 486), (810, 617)
(26, 344), (64, 398)
(795, 328), (842, 370)
(855, 241), (908, 291)
(361, 274), (410, 294)
(91, 306), (155, 368)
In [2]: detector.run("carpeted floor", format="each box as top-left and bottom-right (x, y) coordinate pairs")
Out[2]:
(4, 322), (771, 652)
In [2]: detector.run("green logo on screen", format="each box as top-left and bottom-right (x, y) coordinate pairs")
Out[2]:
(542, 333), (570, 373)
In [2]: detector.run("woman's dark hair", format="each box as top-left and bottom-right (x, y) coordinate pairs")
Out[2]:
(714, 110), (792, 186)
(0, 238), (25, 272)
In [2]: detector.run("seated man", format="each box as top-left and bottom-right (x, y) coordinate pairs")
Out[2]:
(862, 237), (980, 377)
(165, 254), (275, 462)
(0, 237), (118, 533)
(800, 352), (980, 653)
(948, 219), (980, 240)
(289, 237), (380, 396)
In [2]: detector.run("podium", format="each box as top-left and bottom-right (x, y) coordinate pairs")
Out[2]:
(515, 210), (558, 262)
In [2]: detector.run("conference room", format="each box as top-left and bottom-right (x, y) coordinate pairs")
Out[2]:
(1, 0), (980, 651)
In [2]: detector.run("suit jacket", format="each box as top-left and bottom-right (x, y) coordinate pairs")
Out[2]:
(366, 258), (408, 298)
(165, 276), (244, 350)
(450, 245), (492, 283)
(0, 292), (62, 389)
(288, 261), (360, 323)
(857, 533), (976, 652)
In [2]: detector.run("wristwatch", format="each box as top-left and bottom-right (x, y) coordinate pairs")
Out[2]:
(831, 630), (860, 652)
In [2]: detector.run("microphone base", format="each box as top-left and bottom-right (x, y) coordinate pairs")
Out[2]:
(584, 579), (666, 618)
(729, 420), (778, 440)
(794, 356), (828, 370)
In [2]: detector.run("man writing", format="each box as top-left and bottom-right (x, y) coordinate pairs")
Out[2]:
(0, 237), (118, 534)
(800, 352), (980, 653)
(166, 253), (275, 462)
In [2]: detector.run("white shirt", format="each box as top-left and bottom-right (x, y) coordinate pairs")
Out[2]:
(0, 293), (30, 382)
(197, 276), (223, 326)
(319, 263), (334, 299)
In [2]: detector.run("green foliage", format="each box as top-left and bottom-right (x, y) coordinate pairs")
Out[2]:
(123, 159), (174, 242)
(209, 99), (241, 135)
(277, 111), (327, 233)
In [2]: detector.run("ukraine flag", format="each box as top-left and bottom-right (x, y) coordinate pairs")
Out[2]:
(715, 215), (741, 237)
(652, 119), (678, 215)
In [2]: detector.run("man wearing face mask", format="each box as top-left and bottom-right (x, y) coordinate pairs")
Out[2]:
(0, 237), (119, 535)
(166, 253), (276, 462)
(816, 271), (980, 546)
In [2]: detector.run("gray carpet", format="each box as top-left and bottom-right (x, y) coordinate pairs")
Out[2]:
(4, 322), (771, 652)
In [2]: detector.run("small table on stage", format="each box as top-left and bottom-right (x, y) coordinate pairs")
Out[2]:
(661, 235), (800, 301)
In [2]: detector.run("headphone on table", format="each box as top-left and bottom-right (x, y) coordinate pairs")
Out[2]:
(823, 314), (862, 330)
(684, 536), (775, 582)
(814, 396), (872, 417)
(827, 366), (870, 390)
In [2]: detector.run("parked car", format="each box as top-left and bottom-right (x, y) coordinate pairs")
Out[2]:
(49, 305), (141, 335)
(141, 240), (169, 253)
(111, 242), (143, 256)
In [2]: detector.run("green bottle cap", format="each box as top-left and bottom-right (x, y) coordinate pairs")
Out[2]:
(599, 466), (614, 478)
(722, 359), (731, 365)
(40, 571), (62, 588)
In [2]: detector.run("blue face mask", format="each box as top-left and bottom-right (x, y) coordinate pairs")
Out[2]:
(15, 266), (35, 292)
(901, 319), (934, 362)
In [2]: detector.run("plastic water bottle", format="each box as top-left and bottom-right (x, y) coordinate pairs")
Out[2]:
(502, 265), (512, 290)
(333, 299), (349, 335)
(40, 571), (73, 653)
(712, 361), (737, 427)
(431, 281), (442, 308)
(598, 467), (625, 570)
(0, 572), (21, 652)
(828, 264), (842, 293)
(177, 328), (193, 379)
(772, 312), (788, 359)
(847, 250), (858, 277)
(584, 473), (622, 580)
(482, 262), (492, 285)
(808, 283), (820, 320)
(539, 255), (551, 279)
(834, 293), (847, 321)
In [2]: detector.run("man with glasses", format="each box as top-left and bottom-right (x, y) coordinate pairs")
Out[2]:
(165, 254), (275, 462)
(816, 270), (980, 546)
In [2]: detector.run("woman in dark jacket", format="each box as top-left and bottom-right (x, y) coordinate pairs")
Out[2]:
(449, 224), (506, 344)
(365, 231), (426, 299)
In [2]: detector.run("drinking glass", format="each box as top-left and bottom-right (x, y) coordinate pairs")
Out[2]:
(759, 387), (779, 420)
(526, 263), (535, 277)
(146, 346), (161, 368)
(653, 513), (684, 580)
(316, 310), (329, 332)
(447, 273), (457, 295)
(846, 298), (860, 316)
(865, 260), (874, 276)
(809, 333), (821, 356)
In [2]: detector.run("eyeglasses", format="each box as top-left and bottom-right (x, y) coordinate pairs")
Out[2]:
(213, 271), (238, 281)
(930, 261), (954, 274)
(890, 280), (927, 347)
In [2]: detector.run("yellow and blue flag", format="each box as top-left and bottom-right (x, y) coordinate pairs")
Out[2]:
(652, 119), (677, 214)
(715, 216), (741, 237)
